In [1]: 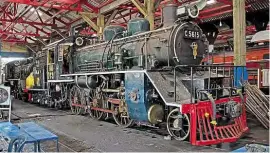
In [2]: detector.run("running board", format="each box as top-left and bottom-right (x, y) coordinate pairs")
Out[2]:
(145, 71), (191, 106)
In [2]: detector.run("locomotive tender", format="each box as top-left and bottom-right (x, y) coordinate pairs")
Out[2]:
(4, 2), (248, 146)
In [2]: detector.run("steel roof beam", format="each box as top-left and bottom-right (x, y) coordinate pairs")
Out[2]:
(0, 18), (57, 26)
(52, 29), (67, 38)
(199, 5), (250, 19)
(105, 10), (118, 26)
(30, 24), (50, 36)
(2, 0), (83, 11)
(200, 5), (231, 15)
(130, 0), (147, 16)
(0, 31), (40, 37)
(0, 6), (32, 39)
(80, 13), (99, 32)
(81, 0), (99, 13)
(1, 39), (26, 43)
(217, 0), (232, 6)
(100, 0), (130, 14)
(50, 0), (80, 5)
(39, 8), (67, 25)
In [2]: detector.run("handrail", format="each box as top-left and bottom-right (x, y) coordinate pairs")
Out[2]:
(173, 65), (246, 102)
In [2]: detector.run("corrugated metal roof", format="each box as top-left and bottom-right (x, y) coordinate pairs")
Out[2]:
(201, 0), (269, 23)
(0, 0), (269, 45)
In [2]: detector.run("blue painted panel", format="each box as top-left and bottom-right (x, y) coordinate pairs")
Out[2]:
(125, 72), (148, 121)
(18, 122), (58, 141)
(234, 67), (248, 87)
(231, 144), (269, 152)
(0, 52), (29, 58)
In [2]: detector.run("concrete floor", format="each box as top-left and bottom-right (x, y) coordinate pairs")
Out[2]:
(6, 99), (269, 152)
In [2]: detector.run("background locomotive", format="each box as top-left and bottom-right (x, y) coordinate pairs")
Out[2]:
(4, 57), (34, 101)
(4, 2), (248, 146)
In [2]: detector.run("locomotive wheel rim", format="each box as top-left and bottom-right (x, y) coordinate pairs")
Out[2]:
(89, 107), (104, 120)
(55, 101), (62, 110)
(167, 108), (190, 141)
(112, 100), (134, 128)
(89, 90), (104, 120)
(69, 86), (83, 115)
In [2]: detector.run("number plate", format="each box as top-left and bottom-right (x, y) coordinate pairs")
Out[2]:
(184, 29), (200, 39)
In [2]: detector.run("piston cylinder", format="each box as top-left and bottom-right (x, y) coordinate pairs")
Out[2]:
(76, 76), (97, 89)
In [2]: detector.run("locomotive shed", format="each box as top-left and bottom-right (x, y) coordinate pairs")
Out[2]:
(0, 0), (269, 152)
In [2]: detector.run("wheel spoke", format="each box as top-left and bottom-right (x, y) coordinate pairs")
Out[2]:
(170, 115), (181, 119)
(167, 109), (190, 141)
(124, 117), (127, 125)
(112, 100), (133, 128)
(89, 90), (104, 120)
(69, 86), (83, 115)
(120, 115), (123, 124)
(180, 129), (187, 135)
(170, 127), (181, 131)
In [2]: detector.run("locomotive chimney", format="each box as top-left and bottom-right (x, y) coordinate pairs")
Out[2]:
(162, 4), (178, 27)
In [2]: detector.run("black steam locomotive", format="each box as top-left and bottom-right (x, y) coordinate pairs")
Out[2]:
(4, 3), (248, 146)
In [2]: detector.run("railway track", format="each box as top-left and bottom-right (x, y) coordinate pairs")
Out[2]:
(7, 99), (264, 152)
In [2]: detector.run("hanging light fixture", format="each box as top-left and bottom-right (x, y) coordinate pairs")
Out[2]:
(219, 19), (222, 27)
(207, 0), (216, 5)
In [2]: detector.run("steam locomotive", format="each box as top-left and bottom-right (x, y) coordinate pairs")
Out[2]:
(4, 57), (34, 101)
(4, 3), (248, 146)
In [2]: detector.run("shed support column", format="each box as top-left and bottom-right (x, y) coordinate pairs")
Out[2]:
(80, 12), (104, 38)
(233, 0), (247, 87)
(131, 0), (155, 30)
(146, 0), (155, 30)
(97, 14), (105, 37)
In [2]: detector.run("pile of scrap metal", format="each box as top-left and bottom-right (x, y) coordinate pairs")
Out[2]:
(245, 82), (269, 129)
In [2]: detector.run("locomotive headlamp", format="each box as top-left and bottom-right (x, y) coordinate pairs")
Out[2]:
(187, 5), (199, 18)
(177, 5), (199, 19)
(176, 6), (186, 16)
(75, 37), (84, 46)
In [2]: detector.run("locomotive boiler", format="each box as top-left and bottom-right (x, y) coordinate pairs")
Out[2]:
(74, 4), (207, 74)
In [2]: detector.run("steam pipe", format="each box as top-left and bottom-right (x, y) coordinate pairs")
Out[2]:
(200, 91), (217, 125)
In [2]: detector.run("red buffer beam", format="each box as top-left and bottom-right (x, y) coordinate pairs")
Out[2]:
(2, 0), (83, 12)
